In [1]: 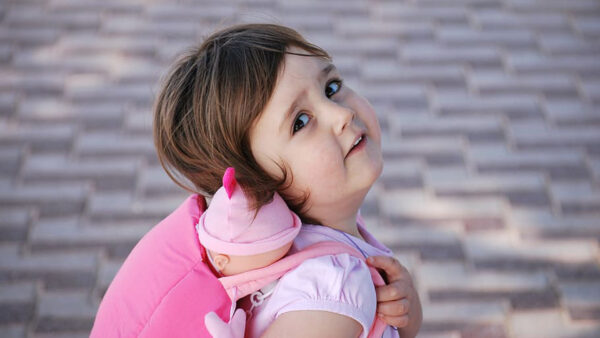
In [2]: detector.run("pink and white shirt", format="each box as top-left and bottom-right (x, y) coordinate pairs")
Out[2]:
(242, 217), (400, 338)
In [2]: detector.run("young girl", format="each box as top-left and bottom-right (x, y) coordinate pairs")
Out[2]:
(153, 23), (422, 337)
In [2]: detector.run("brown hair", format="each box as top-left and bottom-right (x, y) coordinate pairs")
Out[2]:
(153, 23), (330, 223)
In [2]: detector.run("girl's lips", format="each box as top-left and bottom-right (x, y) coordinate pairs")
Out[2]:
(346, 135), (367, 158)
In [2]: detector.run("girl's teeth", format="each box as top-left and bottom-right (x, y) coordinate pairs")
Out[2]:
(354, 136), (362, 146)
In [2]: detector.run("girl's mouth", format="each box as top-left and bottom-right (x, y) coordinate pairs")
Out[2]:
(347, 134), (366, 158)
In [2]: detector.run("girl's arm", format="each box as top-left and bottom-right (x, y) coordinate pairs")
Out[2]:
(261, 310), (362, 338)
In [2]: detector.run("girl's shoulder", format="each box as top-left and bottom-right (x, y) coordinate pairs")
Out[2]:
(271, 224), (381, 318)
(252, 222), (388, 338)
(293, 222), (393, 258)
(269, 251), (378, 338)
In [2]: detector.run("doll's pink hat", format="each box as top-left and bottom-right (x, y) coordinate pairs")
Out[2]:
(196, 167), (301, 256)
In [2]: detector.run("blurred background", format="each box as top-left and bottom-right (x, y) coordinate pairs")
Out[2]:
(1, 0), (599, 337)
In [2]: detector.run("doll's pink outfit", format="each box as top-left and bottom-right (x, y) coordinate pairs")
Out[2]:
(197, 167), (301, 256)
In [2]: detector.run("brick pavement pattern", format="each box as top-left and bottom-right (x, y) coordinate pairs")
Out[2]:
(1, 0), (599, 337)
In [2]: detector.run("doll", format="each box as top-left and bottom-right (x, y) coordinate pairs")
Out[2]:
(196, 166), (301, 337)
(197, 167), (301, 277)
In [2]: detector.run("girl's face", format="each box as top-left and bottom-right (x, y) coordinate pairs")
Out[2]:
(250, 46), (383, 223)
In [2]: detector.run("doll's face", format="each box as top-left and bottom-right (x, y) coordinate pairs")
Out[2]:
(211, 241), (294, 276)
(250, 46), (383, 224)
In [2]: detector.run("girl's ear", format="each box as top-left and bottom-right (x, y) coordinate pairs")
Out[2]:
(213, 254), (230, 272)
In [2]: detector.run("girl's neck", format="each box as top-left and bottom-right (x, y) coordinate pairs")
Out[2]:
(325, 213), (362, 239)
(302, 187), (370, 240)
(309, 202), (365, 241)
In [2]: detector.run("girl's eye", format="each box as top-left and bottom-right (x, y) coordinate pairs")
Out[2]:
(291, 78), (343, 134)
(293, 113), (310, 133)
(326, 79), (343, 98)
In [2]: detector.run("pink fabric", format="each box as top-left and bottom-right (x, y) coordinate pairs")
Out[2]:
(219, 241), (386, 316)
(223, 167), (237, 199)
(90, 195), (383, 338)
(205, 308), (247, 338)
(91, 194), (386, 338)
(90, 195), (231, 338)
(243, 220), (400, 338)
(197, 167), (301, 255)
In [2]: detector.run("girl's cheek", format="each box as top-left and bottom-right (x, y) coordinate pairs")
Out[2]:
(360, 102), (382, 143)
(303, 143), (341, 184)
(291, 139), (331, 169)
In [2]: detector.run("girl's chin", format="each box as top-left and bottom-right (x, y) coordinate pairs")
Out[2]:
(353, 164), (382, 198)
(363, 153), (384, 182)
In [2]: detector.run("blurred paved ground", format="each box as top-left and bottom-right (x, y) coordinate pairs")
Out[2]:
(1, 0), (599, 337)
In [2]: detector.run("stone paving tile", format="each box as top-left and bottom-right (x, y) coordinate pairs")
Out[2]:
(402, 45), (503, 68)
(0, 209), (30, 242)
(464, 232), (598, 265)
(0, 183), (89, 217)
(0, 0), (599, 337)
(22, 154), (139, 191)
(0, 281), (36, 324)
(389, 115), (505, 143)
(558, 281), (600, 318)
(0, 244), (99, 290)
(362, 63), (465, 86)
(469, 71), (578, 97)
(433, 92), (543, 119)
(29, 217), (152, 259)
(17, 99), (125, 129)
(94, 258), (123, 299)
(0, 325), (27, 338)
(0, 123), (76, 153)
(539, 33), (600, 56)
(509, 309), (600, 338)
(507, 53), (600, 76)
(138, 165), (190, 196)
(510, 210), (600, 241)
(35, 290), (97, 333)
(421, 301), (509, 337)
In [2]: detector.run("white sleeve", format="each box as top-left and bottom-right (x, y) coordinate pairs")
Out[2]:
(267, 253), (377, 338)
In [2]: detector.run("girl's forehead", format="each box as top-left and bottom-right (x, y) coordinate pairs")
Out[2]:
(278, 62), (335, 94)
(282, 47), (332, 77)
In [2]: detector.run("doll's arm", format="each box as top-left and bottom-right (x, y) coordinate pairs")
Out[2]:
(367, 256), (422, 338)
(205, 308), (246, 338)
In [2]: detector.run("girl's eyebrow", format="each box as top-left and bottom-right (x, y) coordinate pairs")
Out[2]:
(278, 63), (337, 133)
(320, 63), (336, 80)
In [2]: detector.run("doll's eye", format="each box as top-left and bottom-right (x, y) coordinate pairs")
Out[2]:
(326, 79), (343, 98)
(293, 113), (310, 134)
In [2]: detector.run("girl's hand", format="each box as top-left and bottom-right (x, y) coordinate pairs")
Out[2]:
(367, 255), (423, 338)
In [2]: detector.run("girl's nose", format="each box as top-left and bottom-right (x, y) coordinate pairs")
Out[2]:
(324, 101), (355, 135)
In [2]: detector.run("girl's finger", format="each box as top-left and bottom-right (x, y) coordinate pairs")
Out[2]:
(375, 280), (410, 302)
(377, 314), (409, 329)
(367, 255), (408, 283)
(377, 298), (410, 317)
